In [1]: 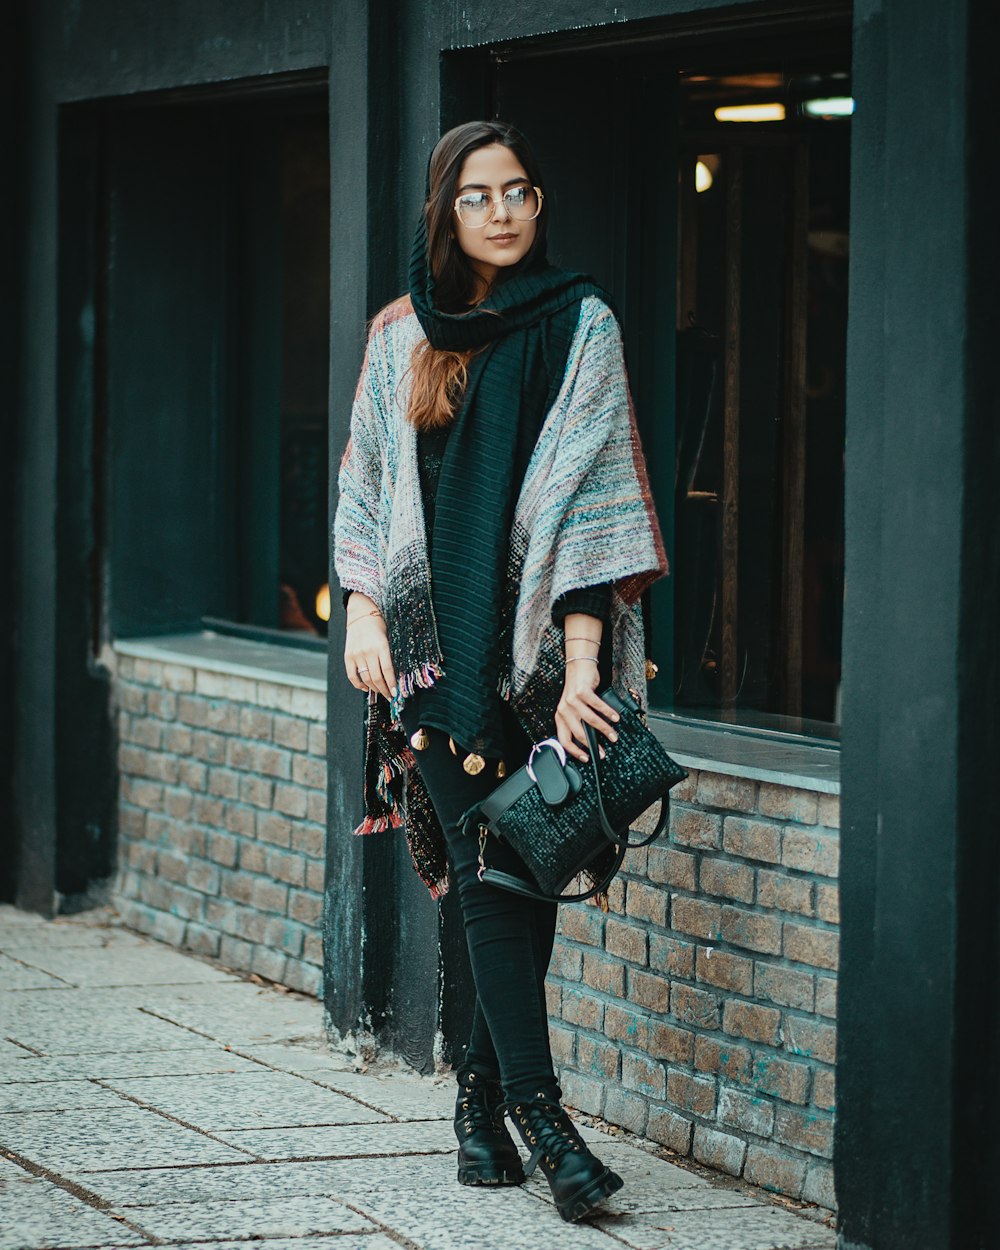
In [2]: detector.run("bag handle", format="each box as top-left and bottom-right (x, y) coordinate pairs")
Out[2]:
(476, 722), (671, 904)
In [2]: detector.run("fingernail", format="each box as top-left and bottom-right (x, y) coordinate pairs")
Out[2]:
(391, 686), (397, 697)
(613, 713), (620, 722)
(610, 731), (618, 741)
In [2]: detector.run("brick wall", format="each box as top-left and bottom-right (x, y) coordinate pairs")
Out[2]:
(110, 651), (327, 996)
(546, 767), (839, 1210)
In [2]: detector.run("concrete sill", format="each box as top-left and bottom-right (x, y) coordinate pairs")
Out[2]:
(649, 713), (840, 796)
(112, 631), (327, 691)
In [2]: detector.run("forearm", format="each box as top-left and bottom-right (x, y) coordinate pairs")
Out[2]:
(563, 612), (603, 665)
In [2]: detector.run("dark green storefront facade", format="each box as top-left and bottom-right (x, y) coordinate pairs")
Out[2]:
(4, 2), (997, 1245)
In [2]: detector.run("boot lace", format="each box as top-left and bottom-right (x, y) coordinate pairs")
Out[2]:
(498, 1092), (588, 1176)
(456, 1070), (503, 1135)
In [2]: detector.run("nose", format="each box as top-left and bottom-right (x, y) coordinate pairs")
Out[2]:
(491, 195), (512, 224)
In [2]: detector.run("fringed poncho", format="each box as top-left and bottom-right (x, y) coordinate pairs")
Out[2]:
(333, 293), (668, 898)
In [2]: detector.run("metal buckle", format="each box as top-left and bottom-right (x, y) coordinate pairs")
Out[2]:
(525, 737), (567, 784)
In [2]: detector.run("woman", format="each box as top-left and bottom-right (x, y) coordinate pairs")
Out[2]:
(334, 121), (668, 1223)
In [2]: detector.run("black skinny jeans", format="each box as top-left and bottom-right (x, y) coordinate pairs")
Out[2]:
(401, 701), (561, 1102)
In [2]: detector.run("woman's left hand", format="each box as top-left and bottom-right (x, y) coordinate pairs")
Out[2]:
(555, 662), (620, 765)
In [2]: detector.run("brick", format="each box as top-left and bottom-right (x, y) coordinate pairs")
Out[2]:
(162, 664), (195, 692)
(164, 789), (193, 821)
(781, 827), (839, 877)
(239, 842), (268, 874)
(744, 1145), (807, 1198)
(605, 878), (626, 914)
(757, 784), (818, 824)
(698, 857), (755, 903)
(545, 981), (561, 1016)
(133, 658), (164, 684)
(156, 850), (189, 884)
(203, 701), (240, 734)
(696, 946), (753, 995)
(302, 931), (323, 964)
(646, 846), (697, 891)
(562, 985), (602, 1025)
(649, 934), (695, 978)
(162, 724), (193, 755)
(191, 730), (227, 764)
(267, 849), (307, 887)
(774, 1105), (833, 1158)
(721, 906), (782, 955)
(552, 941), (584, 983)
(815, 883), (840, 924)
(605, 1003), (649, 1049)
(694, 1036), (751, 1083)
(647, 1020), (694, 1065)
(754, 963), (815, 1012)
(184, 923), (221, 959)
(192, 795), (225, 826)
(561, 1071), (604, 1117)
(670, 896), (721, 941)
(187, 861), (221, 896)
(262, 916), (306, 957)
(273, 784), (308, 818)
(627, 968), (669, 1013)
(119, 684), (146, 714)
(604, 918), (647, 964)
(784, 922), (838, 970)
(306, 792), (327, 825)
(812, 1068), (835, 1111)
(719, 1086), (775, 1138)
(667, 1070), (716, 1117)
(752, 1054), (812, 1104)
(257, 810), (292, 850)
(291, 688), (326, 720)
(251, 878), (289, 916)
(116, 656), (136, 680)
(647, 1108), (693, 1154)
(625, 880), (668, 927)
(178, 760), (208, 791)
(208, 768), (240, 800)
(251, 945), (288, 984)
(756, 869), (814, 917)
(226, 739), (257, 771)
(237, 772), (271, 808)
(622, 1052), (665, 1099)
(785, 1016), (836, 1065)
(722, 818), (781, 864)
(305, 861), (324, 892)
(219, 934), (255, 971)
(221, 874), (254, 905)
(579, 1035), (620, 1081)
(815, 976), (837, 1018)
(120, 805), (146, 839)
(223, 805), (256, 837)
(550, 1022), (576, 1065)
(308, 724), (327, 756)
(147, 689), (177, 719)
(670, 807), (721, 850)
(696, 772), (757, 813)
(723, 1000), (781, 1046)
(581, 950), (622, 994)
(194, 670), (251, 701)
(272, 714), (309, 750)
(603, 1086), (648, 1135)
(205, 831), (239, 868)
(290, 822), (325, 858)
(560, 905), (605, 948)
(817, 794), (840, 829)
(692, 1126), (746, 1177)
(130, 717), (162, 748)
(239, 707), (273, 740)
(283, 960), (322, 997)
(671, 983), (721, 1030)
(288, 888), (323, 926)
(803, 1161), (836, 1209)
(669, 770), (698, 802)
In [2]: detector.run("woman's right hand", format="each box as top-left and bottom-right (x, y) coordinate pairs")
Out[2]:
(344, 594), (397, 702)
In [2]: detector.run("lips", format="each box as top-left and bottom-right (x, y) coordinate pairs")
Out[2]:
(488, 233), (517, 242)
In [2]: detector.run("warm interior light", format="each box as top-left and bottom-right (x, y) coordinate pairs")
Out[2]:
(714, 103), (786, 123)
(695, 160), (714, 193)
(315, 583), (331, 623)
(803, 97), (855, 118)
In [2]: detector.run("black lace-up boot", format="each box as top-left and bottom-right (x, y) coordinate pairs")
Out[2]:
(502, 1091), (624, 1221)
(454, 1068), (526, 1186)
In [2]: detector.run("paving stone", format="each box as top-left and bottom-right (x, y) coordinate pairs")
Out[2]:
(0, 953), (72, 990)
(9, 943), (237, 988)
(0, 1079), (134, 1113)
(305, 1068), (455, 1120)
(597, 1203), (835, 1249)
(216, 1117), (457, 1160)
(83, 1160), (347, 1206)
(120, 1194), (376, 1241)
(2, 995), (224, 1057)
(0, 1105), (254, 1173)
(132, 981), (323, 1046)
(230, 1039), (359, 1076)
(101, 1069), (389, 1130)
(124, 1241), (402, 1250)
(0, 1159), (148, 1249)
(0, 1047), (261, 1083)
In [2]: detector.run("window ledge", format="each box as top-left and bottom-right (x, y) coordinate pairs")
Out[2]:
(111, 631), (327, 691)
(649, 713), (840, 796)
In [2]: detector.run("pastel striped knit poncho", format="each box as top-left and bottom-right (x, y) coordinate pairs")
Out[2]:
(334, 291), (668, 898)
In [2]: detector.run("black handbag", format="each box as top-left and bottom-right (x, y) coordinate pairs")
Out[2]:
(459, 686), (688, 903)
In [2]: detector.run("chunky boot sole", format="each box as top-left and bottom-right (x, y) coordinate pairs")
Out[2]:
(554, 1166), (624, 1222)
(457, 1159), (526, 1186)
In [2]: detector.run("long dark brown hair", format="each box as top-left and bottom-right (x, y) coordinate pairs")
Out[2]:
(407, 120), (548, 431)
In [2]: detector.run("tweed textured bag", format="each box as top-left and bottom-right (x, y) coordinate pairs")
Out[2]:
(459, 687), (688, 903)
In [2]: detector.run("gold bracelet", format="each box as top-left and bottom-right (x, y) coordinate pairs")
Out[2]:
(566, 656), (600, 665)
(346, 607), (382, 627)
(564, 635), (600, 643)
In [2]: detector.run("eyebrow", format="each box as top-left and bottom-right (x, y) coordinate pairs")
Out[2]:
(457, 176), (531, 193)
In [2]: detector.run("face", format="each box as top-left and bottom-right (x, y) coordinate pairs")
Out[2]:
(452, 143), (540, 286)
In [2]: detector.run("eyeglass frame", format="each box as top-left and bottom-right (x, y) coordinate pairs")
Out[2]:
(453, 184), (545, 229)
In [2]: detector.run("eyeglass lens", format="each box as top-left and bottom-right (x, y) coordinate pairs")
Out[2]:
(456, 185), (540, 226)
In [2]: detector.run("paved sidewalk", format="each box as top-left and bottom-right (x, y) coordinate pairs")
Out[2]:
(0, 904), (835, 1250)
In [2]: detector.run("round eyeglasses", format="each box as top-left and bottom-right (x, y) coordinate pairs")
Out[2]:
(454, 184), (544, 229)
